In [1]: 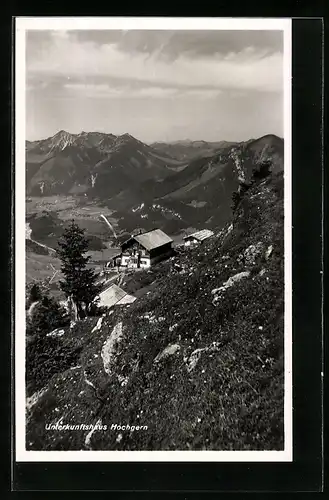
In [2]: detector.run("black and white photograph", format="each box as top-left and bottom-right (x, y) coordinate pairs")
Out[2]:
(15, 17), (292, 460)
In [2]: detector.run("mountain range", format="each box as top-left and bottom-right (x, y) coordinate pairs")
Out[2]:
(150, 139), (239, 162)
(26, 130), (181, 198)
(26, 130), (284, 239)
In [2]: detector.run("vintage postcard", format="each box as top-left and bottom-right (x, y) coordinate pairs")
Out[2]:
(15, 17), (292, 461)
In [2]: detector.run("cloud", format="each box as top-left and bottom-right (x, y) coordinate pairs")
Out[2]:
(63, 83), (178, 98)
(72, 29), (283, 59)
(26, 30), (283, 94)
(62, 82), (222, 100)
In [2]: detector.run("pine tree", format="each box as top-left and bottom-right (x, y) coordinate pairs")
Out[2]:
(57, 220), (102, 320)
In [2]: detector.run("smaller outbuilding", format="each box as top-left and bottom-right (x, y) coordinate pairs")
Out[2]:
(98, 284), (136, 308)
(183, 229), (214, 247)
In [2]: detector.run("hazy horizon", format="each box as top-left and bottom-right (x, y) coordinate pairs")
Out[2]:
(26, 29), (284, 143)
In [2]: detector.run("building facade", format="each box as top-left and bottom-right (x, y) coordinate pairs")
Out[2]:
(112, 228), (173, 269)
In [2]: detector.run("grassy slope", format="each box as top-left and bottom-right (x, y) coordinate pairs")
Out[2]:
(26, 171), (284, 451)
(26, 252), (62, 284)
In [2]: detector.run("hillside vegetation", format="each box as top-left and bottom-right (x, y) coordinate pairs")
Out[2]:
(26, 170), (284, 451)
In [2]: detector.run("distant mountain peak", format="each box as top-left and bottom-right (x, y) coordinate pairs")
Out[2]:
(53, 129), (74, 138)
(118, 133), (137, 142)
(50, 130), (76, 151)
(114, 133), (143, 149)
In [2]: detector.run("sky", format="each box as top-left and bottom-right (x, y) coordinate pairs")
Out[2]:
(26, 29), (284, 143)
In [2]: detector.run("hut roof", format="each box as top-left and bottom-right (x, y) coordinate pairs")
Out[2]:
(183, 229), (214, 242)
(98, 284), (135, 308)
(124, 228), (173, 251)
(116, 294), (137, 305)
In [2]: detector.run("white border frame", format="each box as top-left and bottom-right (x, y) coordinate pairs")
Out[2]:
(15, 17), (292, 462)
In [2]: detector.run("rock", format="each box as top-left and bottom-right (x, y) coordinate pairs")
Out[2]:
(46, 328), (65, 338)
(186, 342), (221, 372)
(265, 245), (273, 260)
(92, 316), (103, 333)
(211, 271), (250, 301)
(223, 271), (251, 287)
(83, 370), (96, 389)
(27, 300), (40, 320)
(117, 374), (129, 386)
(243, 242), (263, 266)
(154, 344), (181, 363)
(101, 322), (123, 375)
(225, 224), (233, 237)
(186, 349), (203, 372)
(85, 419), (102, 450)
(26, 387), (48, 415)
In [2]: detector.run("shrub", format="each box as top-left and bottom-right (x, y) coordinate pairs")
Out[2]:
(26, 295), (69, 337)
(232, 161), (273, 213)
(231, 181), (251, 212)
(26, 281), (51, 309)
(26, 283), (42, 306)
(26, 335), (83, 396)
(252, 160), (272, 181)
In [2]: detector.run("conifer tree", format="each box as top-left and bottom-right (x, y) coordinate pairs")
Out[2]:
(57, 220), (102, 320)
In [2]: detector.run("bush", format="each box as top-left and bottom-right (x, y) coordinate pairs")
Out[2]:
(231, 181), (251, 212)
(252, 160), (272, 181)
(26, 295), (69, 337)
(26, 335), (83, 395)
(232, 161), (273, 213)
(27, 283), (42, 304)
(26, 281), (50, 309)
